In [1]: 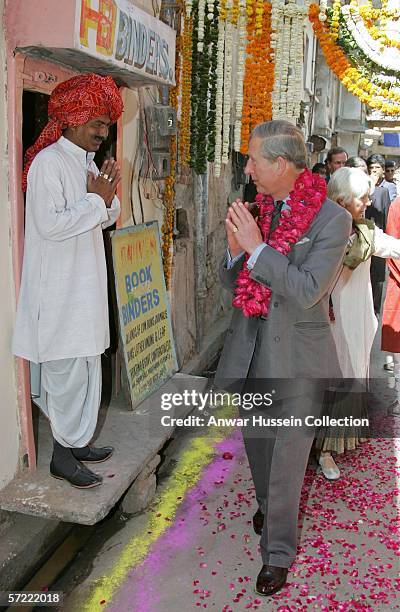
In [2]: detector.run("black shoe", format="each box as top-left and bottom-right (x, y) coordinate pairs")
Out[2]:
(253, 509), (264, 535)
(255, 565), (288, 596)
(50, 458), (102, 489)
(72, 445), (114, 463)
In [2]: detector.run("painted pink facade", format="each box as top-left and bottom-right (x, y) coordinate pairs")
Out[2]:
(6, 0), (76, 49)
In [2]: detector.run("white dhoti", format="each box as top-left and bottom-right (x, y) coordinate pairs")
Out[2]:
(33, 356), (102, 448)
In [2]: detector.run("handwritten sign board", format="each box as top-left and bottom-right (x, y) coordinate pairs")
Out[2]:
(111, 222), (178, 408)
(76, 0), (176, 86)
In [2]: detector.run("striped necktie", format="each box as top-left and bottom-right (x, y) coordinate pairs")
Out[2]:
(267, 200), (284, 241)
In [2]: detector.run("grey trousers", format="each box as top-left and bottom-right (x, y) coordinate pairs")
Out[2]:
(33, 356), (102, 448)
(240, 394), (320, 568)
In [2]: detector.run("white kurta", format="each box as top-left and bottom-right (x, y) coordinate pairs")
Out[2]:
(12, 136), (120, 363)
(331, 226), (400, 378)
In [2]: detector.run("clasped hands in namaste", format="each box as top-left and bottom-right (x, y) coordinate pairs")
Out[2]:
(88, 158), (121, 207)
(226, 198), (263, 258)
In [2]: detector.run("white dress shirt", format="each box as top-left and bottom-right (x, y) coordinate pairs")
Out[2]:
(12, 136), (120, 363)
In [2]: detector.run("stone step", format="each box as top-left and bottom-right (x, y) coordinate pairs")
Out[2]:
(0, 374), (209, 525)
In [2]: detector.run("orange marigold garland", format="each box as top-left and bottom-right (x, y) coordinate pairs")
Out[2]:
(240, 1), (274, 153)
(309, 4), (400, 116)
(180, 12), (193, 165)
(161, 34), (181, 289)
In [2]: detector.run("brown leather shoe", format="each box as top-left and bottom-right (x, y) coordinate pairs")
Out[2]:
(255, 565), (288, 596)
(253, 509), (264, 535)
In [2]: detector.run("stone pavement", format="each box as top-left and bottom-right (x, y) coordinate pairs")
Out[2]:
(31, 311), (400, 611)
(53, 409), (399, 611)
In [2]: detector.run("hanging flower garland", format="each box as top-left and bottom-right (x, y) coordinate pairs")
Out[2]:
(368, 29), (400, 53)
(270, 0), (284, 120)
(330, 0), (341, 40)
(253, 1), (274, 126)
(180, 11), (193, 166)
(162, 33), (182, 288)
(340, 3), (400, 73)
(358, 0), (399, 24)
(189, 0), (212, 174)
(286, 7), (305, 121)
(206, 0), (219, 162)
(213, 1), (226, 176)
(222, 0), (234, 164)
(326, 1), (400, 87)
(310, 3), (400, 115)
(239, 0), (274, 153)
(360, 0), (400, 52)
(239, 0), (255, 154)
(254, 0), (263, 34)
(186, 0), (193, 16)
(197, 0), (206, 51)
(271, 0), (307, 122)
(233, 0), (247, 152)
(318, 0), (328, 22)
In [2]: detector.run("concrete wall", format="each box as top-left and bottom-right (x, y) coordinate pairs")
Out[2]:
(205, 165), (235, 331)
(337, 132), (361, 158)
(334, 87), (364, 156)
(0, 0), (21, 487)
(170, 180), (197, 367)
(311, 45), (339, 143)
(161, 163), (234, 368)
(120, 87), (164, 230)
(119, 86), (235, 369)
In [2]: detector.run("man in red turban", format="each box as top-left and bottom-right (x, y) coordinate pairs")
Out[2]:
(22, 73), (123, 189)
(14, 73), (124, 489)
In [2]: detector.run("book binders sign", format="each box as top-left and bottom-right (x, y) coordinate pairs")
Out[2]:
(111, 222), (178, 409)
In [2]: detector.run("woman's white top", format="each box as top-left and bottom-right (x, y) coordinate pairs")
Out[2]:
(12, 136), (120, 363)
(331, 226), (400, 378)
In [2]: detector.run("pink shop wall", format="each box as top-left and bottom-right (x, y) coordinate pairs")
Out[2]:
(5, 0), (75, 49)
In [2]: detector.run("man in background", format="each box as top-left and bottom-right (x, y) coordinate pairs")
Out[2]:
(368, 154), (397, 202)
(325, 146), (348, 181)
(366, 154), (392, 314)
(385, 159), (398, 200)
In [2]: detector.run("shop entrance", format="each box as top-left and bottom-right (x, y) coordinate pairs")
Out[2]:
(0, 41), (191, 523)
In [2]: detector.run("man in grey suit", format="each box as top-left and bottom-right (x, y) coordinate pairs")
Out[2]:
(215, 121), (351, 596)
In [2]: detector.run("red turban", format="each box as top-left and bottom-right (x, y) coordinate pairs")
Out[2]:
(22, 73), (124, 191)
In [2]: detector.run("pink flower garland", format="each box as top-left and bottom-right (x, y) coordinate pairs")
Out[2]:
(233, 168), (327, 318)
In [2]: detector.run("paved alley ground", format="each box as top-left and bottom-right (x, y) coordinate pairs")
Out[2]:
(51, 411), (399, 612)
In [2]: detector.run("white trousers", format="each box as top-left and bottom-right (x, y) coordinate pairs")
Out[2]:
(33, 356), (102, 448)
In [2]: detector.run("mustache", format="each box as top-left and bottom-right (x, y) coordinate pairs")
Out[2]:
(93, 135), (107, 142)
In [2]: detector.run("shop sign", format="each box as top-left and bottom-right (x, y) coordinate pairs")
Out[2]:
(111, 222), (178, 408)
(77, 0), (176, 85)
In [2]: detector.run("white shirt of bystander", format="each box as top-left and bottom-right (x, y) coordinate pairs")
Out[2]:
(12, 136), (120, 363)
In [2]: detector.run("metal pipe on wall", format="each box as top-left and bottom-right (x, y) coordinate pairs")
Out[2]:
(193, 171), (209, 352)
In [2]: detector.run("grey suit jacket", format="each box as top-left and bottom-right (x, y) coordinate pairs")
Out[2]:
(215, 198), (352, 390)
